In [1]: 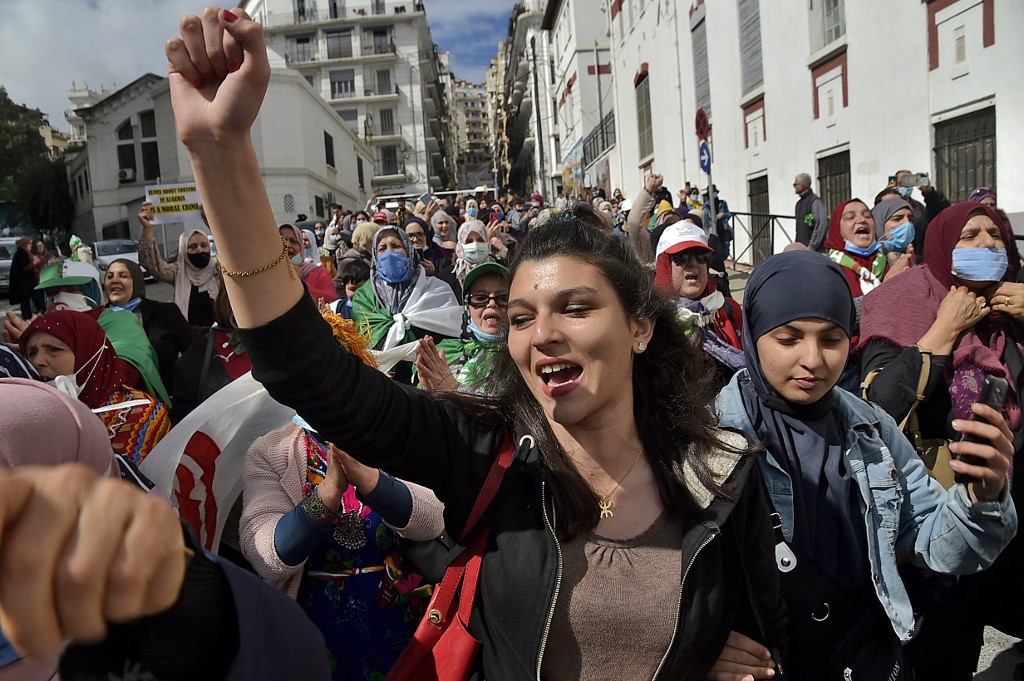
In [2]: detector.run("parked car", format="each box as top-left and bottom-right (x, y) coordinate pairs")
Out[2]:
(0, 238), (16, 295)
(93, 239), (152, 281)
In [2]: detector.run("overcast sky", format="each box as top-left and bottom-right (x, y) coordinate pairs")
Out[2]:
(0, 0), (513, 132)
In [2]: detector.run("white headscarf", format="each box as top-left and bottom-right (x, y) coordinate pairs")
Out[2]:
(173, 228), (219, 319)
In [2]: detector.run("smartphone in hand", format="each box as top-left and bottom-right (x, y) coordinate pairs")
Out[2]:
(954, 374), (1010, 484)
(418, 191), (432, 207)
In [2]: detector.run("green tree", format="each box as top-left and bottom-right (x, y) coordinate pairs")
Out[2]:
(0, 86), (49, 199)
(15, 156), (75, 233)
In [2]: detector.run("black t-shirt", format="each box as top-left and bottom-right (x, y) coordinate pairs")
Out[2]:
(187, 283), (216, 327)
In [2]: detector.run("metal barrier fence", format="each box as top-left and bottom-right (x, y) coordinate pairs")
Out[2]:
(728, 212), (797, 267)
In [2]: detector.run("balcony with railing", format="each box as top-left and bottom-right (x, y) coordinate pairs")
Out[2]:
(261, 1), (424, 29)
(582, 110), (616, 169)
(365, 123), (403, 143)
(361, 40), (397, 56)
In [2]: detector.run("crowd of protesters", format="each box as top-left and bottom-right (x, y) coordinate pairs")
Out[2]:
(1, 8), (1022, 681)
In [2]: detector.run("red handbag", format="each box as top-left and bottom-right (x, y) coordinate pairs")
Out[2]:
(385, 438), (515, 681)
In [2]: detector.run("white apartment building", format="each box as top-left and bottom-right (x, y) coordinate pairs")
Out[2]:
(485, 43), (506, 185)
(496, 0), (560, 199)
(593, 0), (1023, 264)
(244, 0), (455, 194)
(452, 80), (494, 189)
(65, 70), (373, 248)
(542, 0), (614, 198)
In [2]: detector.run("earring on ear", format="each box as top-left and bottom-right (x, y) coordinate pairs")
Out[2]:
(637, 341), (647, 352)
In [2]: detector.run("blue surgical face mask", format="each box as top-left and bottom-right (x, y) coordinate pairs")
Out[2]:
(952, 247), (1008, 283)
(0, 624), (20, 668)
(897, 186), (913, 199)
(466, 207), (478, 218)
(468, 318), (506, 343)
(880, 221), (915, 254)
(291, 253), (303, 266)
(844, 240), (882, 257)
(377, 250), (412, 284)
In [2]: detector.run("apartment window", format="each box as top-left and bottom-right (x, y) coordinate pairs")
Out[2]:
(372, 0), (386, 15)
(357, 157), (365, 189)
(329, 0), (340, 19)
(338, 108), (359, 134)
(747, 175), (772, 266)
(84, 169), (89, 193)
(737, 0), (763, 94)
(326, 29), (353, 59)
(324, 131), (336, 167)
(369, 28), (392, 55)
(635, 74), (654, 162)
(934, 107), (996, 202)
(817, 150), (851, 215)
(823, 0), (846, 45)
(116, 119), (136, 174)
(315, 195), (325, 217)
(954, 26), (966, 64)
(380, 108), (395, 135)
(376, 69), (392, 95)
(77, 175), (84, 199)
(294, 36), (312, 62)
(691, 18), (711, 116)
(380, 146), (399, 175)
(330, 69), (355, 98)
(139, 111), (160, 181)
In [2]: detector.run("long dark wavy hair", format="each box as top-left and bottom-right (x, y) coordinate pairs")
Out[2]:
(437, 203), (743, 537)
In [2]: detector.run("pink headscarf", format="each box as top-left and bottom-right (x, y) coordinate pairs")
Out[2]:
(0, 378), (115, 474)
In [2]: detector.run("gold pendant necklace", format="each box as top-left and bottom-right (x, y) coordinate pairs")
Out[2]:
(595, 446), (644, 519)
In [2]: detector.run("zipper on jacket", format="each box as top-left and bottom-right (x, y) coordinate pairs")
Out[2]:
(535, 481), (563, 681)
(651, 529), (719, 681)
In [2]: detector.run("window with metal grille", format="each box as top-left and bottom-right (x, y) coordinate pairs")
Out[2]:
(380, 109), (395, 135)
(380, 146), (399, 175)
(823, 0), (845, 44)
(737, 0), (763, 94)
(635, 75), (653, 161)
(934, 107), (996, 202)
(376, 69), (392, 95)
(817, 150), (851, 216)
(747, 175), (772, 266)
(692, 18), (711, 116)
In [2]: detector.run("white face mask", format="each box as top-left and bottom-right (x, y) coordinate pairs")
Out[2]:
(51, 343), (105, 400)
(52, 291), (96, 311)
(462, 242), (489, 264)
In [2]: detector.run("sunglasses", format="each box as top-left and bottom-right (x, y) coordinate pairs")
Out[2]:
(466, 292), (509, 309)
(406, 231), (426, 239)
(670, 249), (712, 265)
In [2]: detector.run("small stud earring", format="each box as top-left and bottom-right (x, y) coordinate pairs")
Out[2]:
(637, 341), (646, 352)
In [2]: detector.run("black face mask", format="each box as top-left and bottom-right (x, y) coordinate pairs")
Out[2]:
(187, 252), (211, 269)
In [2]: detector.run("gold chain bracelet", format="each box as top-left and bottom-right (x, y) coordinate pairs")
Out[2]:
(220, 237), (295, 280)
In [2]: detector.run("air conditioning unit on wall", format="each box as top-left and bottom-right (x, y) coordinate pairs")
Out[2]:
(118, 168), (136, 182)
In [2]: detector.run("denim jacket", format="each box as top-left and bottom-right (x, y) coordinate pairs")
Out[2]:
(716, 370), (1017, 641)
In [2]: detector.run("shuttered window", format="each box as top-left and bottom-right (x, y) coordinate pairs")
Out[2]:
(737, 0), (763, 94)
(635, 74), (654, 161)
(692, 19), (711, 116)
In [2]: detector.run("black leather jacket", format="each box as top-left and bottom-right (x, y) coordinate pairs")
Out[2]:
(241, 294), (789, 680)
